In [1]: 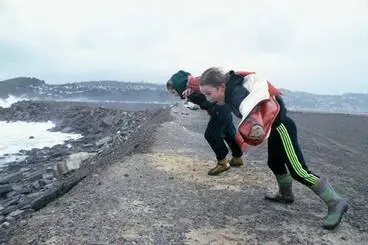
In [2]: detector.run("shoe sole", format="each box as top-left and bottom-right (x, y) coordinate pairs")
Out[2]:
(264, 196), (294, 204)
(207, 166), (230, 176)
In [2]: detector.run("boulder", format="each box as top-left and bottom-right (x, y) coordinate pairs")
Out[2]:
(0, 184), (12, 196)
(0, 172), (23, 184)
(54, 152), (96, 176)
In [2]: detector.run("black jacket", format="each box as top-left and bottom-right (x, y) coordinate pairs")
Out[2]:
(224, 71), (250, 118)
(224, 71), (287, 123)
(187, 92), (216, 115)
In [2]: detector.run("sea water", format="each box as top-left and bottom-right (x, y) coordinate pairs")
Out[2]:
(0, 121), (82, 169)
(0, 96), (82, 170)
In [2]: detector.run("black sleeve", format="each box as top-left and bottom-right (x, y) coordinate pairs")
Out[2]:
(187, 93), (206, 106)
(187, 92), (216, 114)
(199, 100), (217, 111)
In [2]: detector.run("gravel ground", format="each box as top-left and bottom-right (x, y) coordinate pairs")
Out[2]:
(5, 105), (367, 245)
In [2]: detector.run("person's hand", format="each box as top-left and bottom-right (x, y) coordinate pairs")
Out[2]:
(182, 88), (193, 98)
(183, 101), (200, 110)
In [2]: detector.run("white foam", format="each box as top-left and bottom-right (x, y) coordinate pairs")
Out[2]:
(0, 95), (29, 108)
(0, 121), (83, 168)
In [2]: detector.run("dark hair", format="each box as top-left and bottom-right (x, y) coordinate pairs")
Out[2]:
(200, 67), (228, 87)
(166, 80), (174, 90)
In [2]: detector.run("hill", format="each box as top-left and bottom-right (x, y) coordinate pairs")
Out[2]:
(1, 77), (367, 113)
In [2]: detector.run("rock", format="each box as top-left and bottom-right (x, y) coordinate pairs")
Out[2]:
(61, 127), (74, 133)
(1, 205), (18, 216)
(28, 136), (35, 139)
(12, 185), (31, 194)
(98, 143), (110, 155)
(49, 146), (71, 157)
(54, 152), (95, 176)
(5, 191), (17, 199)
(31, 169), (87, 211)
(0, 222), (10, 229)
(39, 179), (52, 187)
(42, 173), (54, 180)
(3, 195), (21, 207)
(102, 115), (114, 126)
(0, 184), (12, 195)
(0, 101), (159, 234)
(26, 192), (45, 200)
(30, 188), (59, 211)
(24, 170), (44, 182)
(19, 168), (30, 173)
(95, 137), (111, 147)
(0, 172), (23, 184)
(44, 183), (54, 189)
(31, 181), (41, 190)
(17, 201), (32, 211)
(5, 216), (15, 222)
(46, 166), (54, 173)
(8, 209), (25, 218)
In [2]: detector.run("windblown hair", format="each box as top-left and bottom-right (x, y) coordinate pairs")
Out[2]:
(200, 67), (228, 87)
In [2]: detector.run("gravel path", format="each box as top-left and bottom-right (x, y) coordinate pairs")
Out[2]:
(6, 105), (367, 245)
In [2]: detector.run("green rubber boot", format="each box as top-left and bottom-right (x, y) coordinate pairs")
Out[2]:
(310, 176), (349, 229)
(265, 174), (294, 204)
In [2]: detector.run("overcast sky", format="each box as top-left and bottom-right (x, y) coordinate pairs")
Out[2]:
(0, 0), (367, 94)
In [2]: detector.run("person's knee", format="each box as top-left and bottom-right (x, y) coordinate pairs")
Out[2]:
(289, 169), (309, 184)
(205, 124), (222, 139)
(205, 130), (220, 144)
(204, 128), (212, 141)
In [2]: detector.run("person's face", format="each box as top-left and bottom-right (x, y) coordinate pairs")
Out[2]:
(200, 84), (225, 104)
(167, 88), (180, 97)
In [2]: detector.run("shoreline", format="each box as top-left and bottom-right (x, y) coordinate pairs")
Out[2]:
(0, 100), (171, 241)
(3, 104), (367, 244)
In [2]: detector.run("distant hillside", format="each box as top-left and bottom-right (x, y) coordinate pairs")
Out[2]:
(0, 77), (172, 103)
(0, 77), (46, 97)
(1, 77), (367, 113)
(281, 89), (368, 113)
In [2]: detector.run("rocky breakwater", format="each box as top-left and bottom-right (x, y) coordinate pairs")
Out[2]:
(0, 100), (166, 233)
